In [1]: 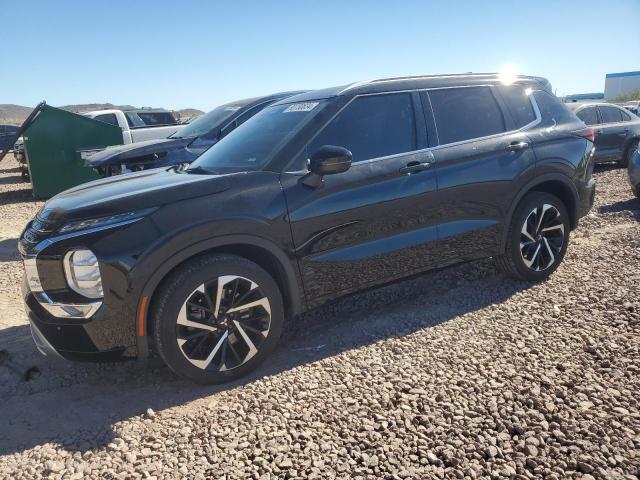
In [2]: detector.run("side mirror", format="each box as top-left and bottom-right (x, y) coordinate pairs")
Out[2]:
(302, 145), (352, 187)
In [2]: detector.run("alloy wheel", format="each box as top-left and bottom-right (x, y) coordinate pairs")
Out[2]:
(520, 204), (565, 271)
(176, 275), (271, 371)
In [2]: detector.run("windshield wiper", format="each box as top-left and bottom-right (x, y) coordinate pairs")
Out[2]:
(169, 133), (197, 140)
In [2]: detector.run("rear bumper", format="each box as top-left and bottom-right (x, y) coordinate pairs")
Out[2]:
(628, 149), (640, 194)
(578, 178), (596, 219)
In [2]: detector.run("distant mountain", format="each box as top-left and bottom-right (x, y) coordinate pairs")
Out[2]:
(0, 104), (34, 125)
(0, 103), (204, 125)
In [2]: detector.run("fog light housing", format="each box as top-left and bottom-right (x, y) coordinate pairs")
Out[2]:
(63, 249), (103, 299)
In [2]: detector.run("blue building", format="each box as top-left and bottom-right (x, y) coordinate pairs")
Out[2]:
(604, 71), (640, 99)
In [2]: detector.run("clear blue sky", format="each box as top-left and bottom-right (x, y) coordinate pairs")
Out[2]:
(4, 0), (639, 111)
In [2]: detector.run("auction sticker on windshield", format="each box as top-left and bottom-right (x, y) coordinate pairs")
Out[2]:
(284, 102), (318, 113)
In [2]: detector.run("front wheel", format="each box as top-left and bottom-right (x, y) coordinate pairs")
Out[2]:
(496, 192), (570, 281)
(151, 254), (284, 384)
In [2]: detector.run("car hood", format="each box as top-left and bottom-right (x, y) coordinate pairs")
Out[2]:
(85, 137), (193, 167)
(37, 168), (232, 227)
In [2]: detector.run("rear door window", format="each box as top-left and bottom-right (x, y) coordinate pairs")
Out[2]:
(307, 93), (417, 163)
(498, 86), (537, 128)
(598, 106), (623, 124)
(576, 107), (599, 126)
(93, 113), (119, 126)
(136, 112), (177, 126)
(428, 87), (506, 145)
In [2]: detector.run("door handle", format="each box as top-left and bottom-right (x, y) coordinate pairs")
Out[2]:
(595, 129), (603, 135)
(506, 141), (529, 151)
(399, 161), (431, 175)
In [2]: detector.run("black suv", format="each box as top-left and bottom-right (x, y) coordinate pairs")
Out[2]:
(20, 74), (596, 383)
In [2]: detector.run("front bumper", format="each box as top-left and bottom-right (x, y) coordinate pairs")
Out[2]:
(18, 215), (154, 362)
(22, 276), (135, 362)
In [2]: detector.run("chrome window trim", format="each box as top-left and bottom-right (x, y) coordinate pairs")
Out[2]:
(426, 86), (542, 152)
(285, 85), (542, 174)
(340, 146), (434, 167)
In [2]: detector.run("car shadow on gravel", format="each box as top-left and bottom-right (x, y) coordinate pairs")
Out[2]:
(0, 187), (37, 206)
(593, 163), (624, 173)
(0, 175), (27, 186)
(0, 237), (19, 261)
(598, 197), (640, 219)
(0, 259), (530, 456)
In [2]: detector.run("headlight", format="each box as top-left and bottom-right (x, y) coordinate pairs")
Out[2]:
(58, 209), (154, 234)
(63, 249), (103, 299)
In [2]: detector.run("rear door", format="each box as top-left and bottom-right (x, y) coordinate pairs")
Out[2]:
(282, 92), (441, 304)
(422, 85), (538, 266)
(597, 105), (629, 157)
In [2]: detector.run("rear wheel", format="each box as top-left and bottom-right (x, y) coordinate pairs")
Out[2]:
(151, 254), (284, 384)
(496, 192), (570, 281)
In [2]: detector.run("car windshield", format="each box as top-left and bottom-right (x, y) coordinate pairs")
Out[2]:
(188, 100), (326, 173)
(171, 102), (248, 139)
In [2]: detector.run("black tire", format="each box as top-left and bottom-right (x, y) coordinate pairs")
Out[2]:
(496, 192), (570, 281)
(151, 253), (284, 384)
(620, 139), (639, 168)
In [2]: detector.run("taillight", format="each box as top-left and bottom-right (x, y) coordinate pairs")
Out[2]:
(573, 127), (595, 142)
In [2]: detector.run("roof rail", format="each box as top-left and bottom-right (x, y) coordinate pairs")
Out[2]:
(338, 72), (506, 94)
(338, 79), (375, 94)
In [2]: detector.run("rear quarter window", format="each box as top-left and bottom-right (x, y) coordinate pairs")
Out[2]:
(136, 112), (177, 126)
(499, 86), (537, 128)
(93, 113), (119, 126)
(532, 91), (580, 128)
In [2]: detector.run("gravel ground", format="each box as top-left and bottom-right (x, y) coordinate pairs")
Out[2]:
(0, 154), (638, 480)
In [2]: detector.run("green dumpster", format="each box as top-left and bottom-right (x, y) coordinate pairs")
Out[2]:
(22, 105), (123, 198)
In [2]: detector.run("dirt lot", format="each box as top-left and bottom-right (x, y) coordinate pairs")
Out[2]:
(0, 153), (638, 480)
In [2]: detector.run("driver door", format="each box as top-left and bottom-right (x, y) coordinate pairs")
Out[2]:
(281, 92), (442, 306)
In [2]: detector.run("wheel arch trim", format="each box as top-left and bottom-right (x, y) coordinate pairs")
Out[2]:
(501, 172), (579, 250)
(135, 234), (305, 356)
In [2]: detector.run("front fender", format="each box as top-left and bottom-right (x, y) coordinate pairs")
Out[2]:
(132, 229), (304, 357)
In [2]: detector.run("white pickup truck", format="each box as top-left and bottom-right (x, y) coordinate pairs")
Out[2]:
(83, 108), (183, 144)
